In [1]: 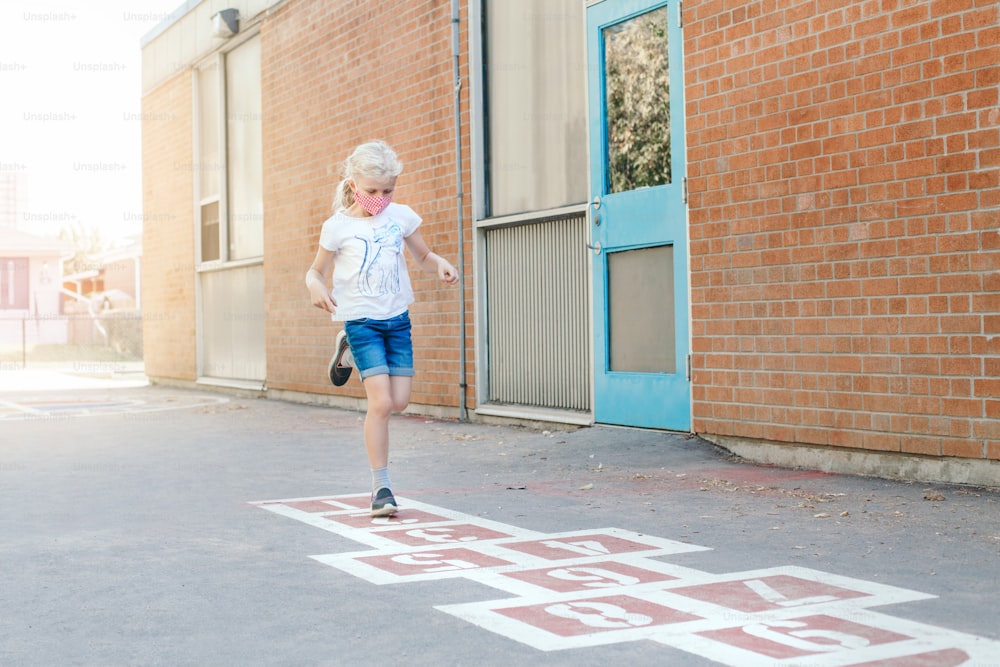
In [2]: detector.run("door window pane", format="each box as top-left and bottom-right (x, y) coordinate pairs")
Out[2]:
(484, 0), (587, 216)
(226, 35), (264, 260)
(607, 244), (675, 373)
(603, 5), (671, 193)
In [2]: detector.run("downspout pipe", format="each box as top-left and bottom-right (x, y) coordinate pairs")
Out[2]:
(451, 0), (468, 421)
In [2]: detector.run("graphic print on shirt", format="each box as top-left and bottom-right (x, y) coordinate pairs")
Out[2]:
(355, 221), (403, 297)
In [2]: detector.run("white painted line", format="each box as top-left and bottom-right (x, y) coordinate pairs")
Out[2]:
(0, 398), (44, 415)
(253, 493), (999, 662)
(311, 546), (524, 585)
(0, 395), (229, 420)
(249, 492), (371, 508)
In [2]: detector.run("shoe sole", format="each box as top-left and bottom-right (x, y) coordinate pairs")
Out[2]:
(329, 364), (351, 386)
(370, 504), (398, 517)
(329, 335), (353, 386)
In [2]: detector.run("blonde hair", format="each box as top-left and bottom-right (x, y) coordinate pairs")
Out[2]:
(333, 140), (403, 212)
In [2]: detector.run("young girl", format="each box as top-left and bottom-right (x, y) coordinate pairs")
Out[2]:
(305, 140), (458, 517)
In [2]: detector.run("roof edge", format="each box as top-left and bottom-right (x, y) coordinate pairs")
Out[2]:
(139, 0), (202, 49)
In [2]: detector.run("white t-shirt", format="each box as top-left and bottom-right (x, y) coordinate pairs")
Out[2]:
(318, 203), (422, 321)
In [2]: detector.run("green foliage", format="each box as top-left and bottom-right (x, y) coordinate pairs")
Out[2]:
(604, 7), (672, 193)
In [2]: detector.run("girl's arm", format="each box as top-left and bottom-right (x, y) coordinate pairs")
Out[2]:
(306, 246), (338, 313)
(405, 230), (459, 285)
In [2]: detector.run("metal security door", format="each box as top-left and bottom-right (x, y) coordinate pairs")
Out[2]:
(587, 0), (689, 430)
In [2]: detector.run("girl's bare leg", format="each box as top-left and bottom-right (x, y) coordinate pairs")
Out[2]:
(361, 374), (412, 469)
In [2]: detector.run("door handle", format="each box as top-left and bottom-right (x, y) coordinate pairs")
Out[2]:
(589, 196), (602, 253)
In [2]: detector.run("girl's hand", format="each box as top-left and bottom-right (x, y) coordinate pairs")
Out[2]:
(438, 259), (459, 285)
(403, 230), (458, 284)
(306, 248), (337, 312)
(308, 278), (337, 313)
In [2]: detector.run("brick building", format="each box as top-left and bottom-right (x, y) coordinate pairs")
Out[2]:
(140, 0), (999, 484)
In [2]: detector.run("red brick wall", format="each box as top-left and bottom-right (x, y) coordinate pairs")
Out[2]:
(141, 72), (197, 381)
(260, 0), (473, 409)
(685, 0), (1000, 460)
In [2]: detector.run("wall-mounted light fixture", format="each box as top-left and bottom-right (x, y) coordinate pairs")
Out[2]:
(212, 9), (240, 38)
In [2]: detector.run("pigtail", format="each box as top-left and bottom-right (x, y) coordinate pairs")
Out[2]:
(333, 178), (354, 212)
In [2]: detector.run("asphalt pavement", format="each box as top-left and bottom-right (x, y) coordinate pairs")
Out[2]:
(1, 376), (999, 666)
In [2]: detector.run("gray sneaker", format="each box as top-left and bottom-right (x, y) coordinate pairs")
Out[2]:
(329, 330), (353, 386)
(370, 487), (398, 517)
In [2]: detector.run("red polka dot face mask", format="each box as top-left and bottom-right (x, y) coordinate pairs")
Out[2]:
(352, 186), (393, 216)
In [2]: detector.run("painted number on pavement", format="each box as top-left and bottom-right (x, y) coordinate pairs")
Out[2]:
(251, 494), (1000, 664)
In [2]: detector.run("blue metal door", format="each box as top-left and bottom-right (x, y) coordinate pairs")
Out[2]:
(587, 0), (689, 430)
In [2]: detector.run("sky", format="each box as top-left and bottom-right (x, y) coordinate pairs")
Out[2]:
(0, 0), (187, 245)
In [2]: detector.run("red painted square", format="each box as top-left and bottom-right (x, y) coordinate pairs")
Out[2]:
(670, 574), (869, 613)
(324, 508), (452, 529)
(500, 533), (664, 561)
(499, 560), (679, 593)
(280, 499), (352, 513)
(496, 595), (702, 637)
(317, 495), (370, 510)
(354, 548), (515, 576)
(698, 614), (911, 660)
(375, 524), (516, 547)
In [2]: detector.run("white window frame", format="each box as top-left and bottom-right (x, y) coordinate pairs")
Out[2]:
(192, 30), (263, 274)
(469, 0), (594, 423)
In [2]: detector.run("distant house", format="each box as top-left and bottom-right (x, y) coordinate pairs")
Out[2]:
(94, 235), (142, 311)
(59, 235), (143, 353)
(62, 235), (143, 312)
(0, 226), (73, 346)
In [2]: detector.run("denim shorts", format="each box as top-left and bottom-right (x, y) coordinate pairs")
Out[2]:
(343, 311), (414, 380)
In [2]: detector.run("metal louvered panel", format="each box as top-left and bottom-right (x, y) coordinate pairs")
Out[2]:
(485, 214), (590, 411)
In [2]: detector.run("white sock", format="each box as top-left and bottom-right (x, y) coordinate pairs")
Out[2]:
(372, 467), (391, 493)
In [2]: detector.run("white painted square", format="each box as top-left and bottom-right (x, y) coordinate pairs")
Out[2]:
(370, 523), (519, 548)
(668, 573), (870, 613)
(658, 608), (1000, 667)
(497, 594), (704, 637)
(249, 493), (370, 512)
(277, 498), (360, 513)
(655, 566), (936, 619)
(495, 529), (710, 563)
(437, 591), (710, 651)
(312, 546), (521, 584)
(695, 613), (912, 660)
(496, 560), (684, 594)
(322, 508), (455, 530)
